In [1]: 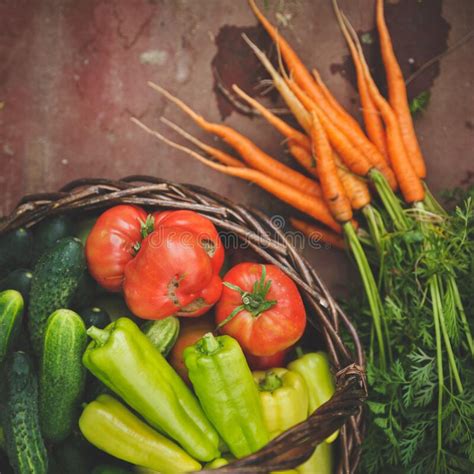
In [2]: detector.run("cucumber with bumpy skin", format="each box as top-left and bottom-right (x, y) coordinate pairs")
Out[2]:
(39, 309), (87, 442)
(0, 290), (24, 364)
(28, 237), (86, 353)
(0, 351), (48, 474)
(141, 317), (180, 357)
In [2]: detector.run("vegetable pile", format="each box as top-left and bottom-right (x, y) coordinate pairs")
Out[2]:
(130, 1), (473, 472)
(0, 206), (336, 474)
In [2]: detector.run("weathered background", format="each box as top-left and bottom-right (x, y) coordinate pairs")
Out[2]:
(0, 0), (473, 291)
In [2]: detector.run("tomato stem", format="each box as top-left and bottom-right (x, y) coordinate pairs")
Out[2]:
(217, 265), (277, 330)
(140, 215), (155, 239)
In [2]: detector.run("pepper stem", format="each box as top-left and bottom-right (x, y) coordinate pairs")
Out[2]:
(198, 332), (221, 355)
(87, 326), (110, 346)
(259, 371), (283, 392)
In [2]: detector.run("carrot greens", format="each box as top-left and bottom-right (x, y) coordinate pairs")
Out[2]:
(358, 196), (474, 473)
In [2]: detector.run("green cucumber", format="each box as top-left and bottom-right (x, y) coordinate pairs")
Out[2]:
(80, 306), (110, 329)
(33, 215), (74, 261)
(28, 237), (86, 353)
(0, 227), (33, 276)
(0, 290), (24, 364)
(141, 316), (180, 357)
(71, 272), (98, 310)
(0, 351), (48, 474)
(39, 309), (87, 443)
(0, 269), (33, 303)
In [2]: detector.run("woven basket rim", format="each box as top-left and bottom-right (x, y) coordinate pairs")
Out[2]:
(0, 176), (367, 474)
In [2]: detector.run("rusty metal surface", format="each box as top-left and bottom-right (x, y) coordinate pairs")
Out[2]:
(0, 0), (473, 292)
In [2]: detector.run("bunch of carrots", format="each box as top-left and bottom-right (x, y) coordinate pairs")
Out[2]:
(134, 1), (473, 472)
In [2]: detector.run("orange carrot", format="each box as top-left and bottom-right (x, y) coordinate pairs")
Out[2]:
(149, 82), (321, 199)
(232, 84), (311, 151)
(376, 0), (426, 178)
(248, 0), (392, 175)
(290, 217), (346, 250)
(332, 0), (389, 160)
(286, 79), (373, 178)
(285, 75), (397, 189)
(287, 142), (318, 177)
(161, 117), (245, 168)
(342, 14), (424, 203)
(288, 140), (371, 210)
(334, 154), (371, 210)
(233, 79), (371, 210)
(132, 117), (341, 233)
(247, 0), (360, 131)
(311, 110), (353, 223)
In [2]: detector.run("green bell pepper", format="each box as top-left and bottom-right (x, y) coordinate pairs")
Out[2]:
(253, 368), (309, 438)
(184, 333), (269, 458)
(83, 317), (220, 462)
(80, 394), (201, 473)
(288, 352), (338, 443)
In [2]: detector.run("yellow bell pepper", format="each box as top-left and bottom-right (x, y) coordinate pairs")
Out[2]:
(253, 368), (309, 438)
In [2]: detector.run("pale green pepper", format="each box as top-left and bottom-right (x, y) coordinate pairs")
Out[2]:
(79, 394), (201, 473)
(83, 318), (220, 461)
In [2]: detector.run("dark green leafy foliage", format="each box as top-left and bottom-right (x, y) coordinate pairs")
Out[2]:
(352, 189), (474, 473)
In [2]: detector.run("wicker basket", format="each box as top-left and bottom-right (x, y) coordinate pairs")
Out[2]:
(0, 176), (366, 474)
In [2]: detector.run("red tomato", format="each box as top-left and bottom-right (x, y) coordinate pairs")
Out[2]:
(215, 263), (306, 356)
(153, 210), (224, 273)
(246, 349), (288, 370)
(86, 205), (148, 292)
(123, 227), (222, 319)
